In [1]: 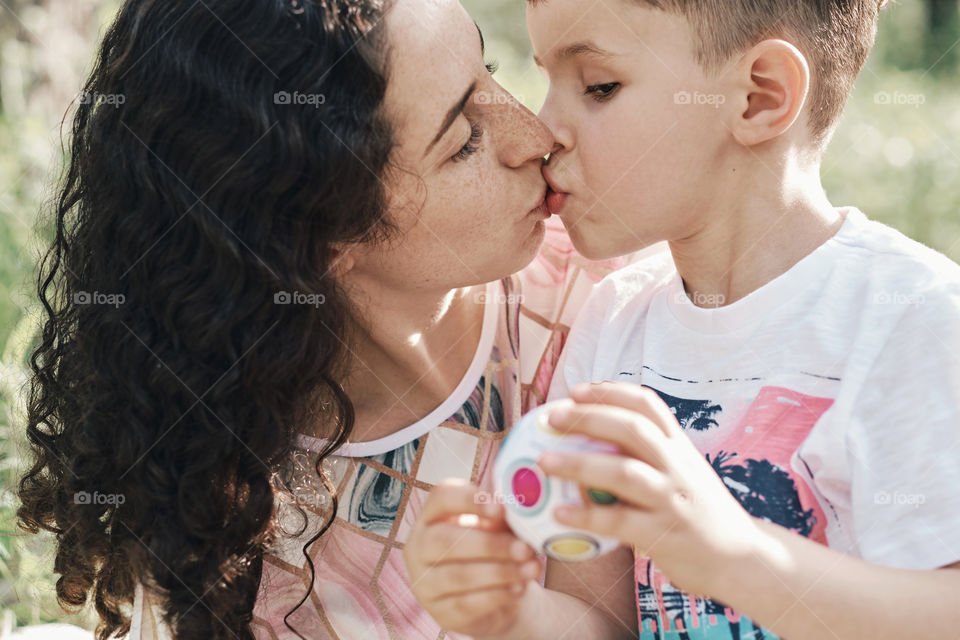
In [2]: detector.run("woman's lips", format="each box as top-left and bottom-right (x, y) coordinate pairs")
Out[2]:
(528, 195), (551, 219)
(546, 188), (567, 215)
(526, 186), (552, 220)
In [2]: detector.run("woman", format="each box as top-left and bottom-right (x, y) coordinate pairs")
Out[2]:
(17, 0), (634, 638)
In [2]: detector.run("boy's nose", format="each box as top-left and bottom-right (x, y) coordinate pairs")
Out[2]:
(536, 94), (573, 154)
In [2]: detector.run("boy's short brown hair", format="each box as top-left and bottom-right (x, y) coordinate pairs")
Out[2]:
(530, 0), (888, 146)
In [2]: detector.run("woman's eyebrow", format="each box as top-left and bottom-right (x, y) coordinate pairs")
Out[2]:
(423, 24), (485, 158)
(425, 80), (477, 157)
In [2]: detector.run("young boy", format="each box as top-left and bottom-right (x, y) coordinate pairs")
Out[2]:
(407, 1), (960, 637)
(526, 0), (960, 638)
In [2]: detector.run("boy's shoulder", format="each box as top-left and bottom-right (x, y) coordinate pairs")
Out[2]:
(587, 244), (677, 320)
(597, 244), (677, 297)
(834, 207), (960, 294)
(826, 208), (960, 340)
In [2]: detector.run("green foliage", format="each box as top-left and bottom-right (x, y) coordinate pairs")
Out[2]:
(824, 70), (960, 262)
(0, 111), (99, 627)
(0, 1), (113, 630)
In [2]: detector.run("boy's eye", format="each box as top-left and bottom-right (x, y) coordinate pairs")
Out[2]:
(451, 121), (484, 163)
(585, 82), (621, 102)
(486, 60), (499, 75)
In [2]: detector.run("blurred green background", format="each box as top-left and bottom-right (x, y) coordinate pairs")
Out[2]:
(1, 0), (958, 633)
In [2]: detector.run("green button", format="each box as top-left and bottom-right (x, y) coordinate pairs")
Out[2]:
(587, 489), (618, 505)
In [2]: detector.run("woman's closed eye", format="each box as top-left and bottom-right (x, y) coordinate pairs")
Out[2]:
(451, 121), (484, 163)
(447, 60), (497, 164)
(585, 82), (621, 102)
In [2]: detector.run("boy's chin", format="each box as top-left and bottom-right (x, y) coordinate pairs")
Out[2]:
(565, 224), (633, 262)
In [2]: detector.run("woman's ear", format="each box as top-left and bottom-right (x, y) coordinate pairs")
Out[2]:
(727, 39), (810, 147)
(328, 243), (356, 278)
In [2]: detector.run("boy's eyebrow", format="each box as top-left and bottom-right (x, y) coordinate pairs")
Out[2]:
(533, 41), (615, 67)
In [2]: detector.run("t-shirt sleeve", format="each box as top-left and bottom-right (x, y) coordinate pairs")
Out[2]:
(545, 250), (673, 403)
(517, 217), (630, 408)
(843, 284), (960, 570)
(545, 275), (617, 402)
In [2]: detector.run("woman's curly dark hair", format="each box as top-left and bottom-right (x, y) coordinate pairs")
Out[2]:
(16, 0), (396, 637)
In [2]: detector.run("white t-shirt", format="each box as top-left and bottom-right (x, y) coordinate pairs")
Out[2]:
(549, 207), (960, 638)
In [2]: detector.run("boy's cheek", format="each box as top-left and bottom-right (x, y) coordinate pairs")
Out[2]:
(579, 115), (662, 188)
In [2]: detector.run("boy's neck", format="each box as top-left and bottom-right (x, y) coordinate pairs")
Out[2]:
(669, 159), (843, 309)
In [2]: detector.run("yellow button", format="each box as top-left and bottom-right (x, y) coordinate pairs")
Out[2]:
(548, 537), (594, 558)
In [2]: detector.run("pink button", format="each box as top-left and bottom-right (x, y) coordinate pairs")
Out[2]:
(511, 467), (542, 508)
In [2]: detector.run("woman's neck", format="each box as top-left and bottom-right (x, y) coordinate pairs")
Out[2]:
(337, 282), (487, 444)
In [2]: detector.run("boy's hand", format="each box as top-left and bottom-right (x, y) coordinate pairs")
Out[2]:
(402, 479), (544, 637)
(538, 382), (765, 600)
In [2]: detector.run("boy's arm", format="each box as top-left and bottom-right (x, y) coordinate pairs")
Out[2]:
(723, 519), (960, 639)
(543, 547), (639, 635)
(539, 379), (960, 640)
(731, 281), (960, 638)
(730, 286), (960, 637)
(476, 548), (638, 640)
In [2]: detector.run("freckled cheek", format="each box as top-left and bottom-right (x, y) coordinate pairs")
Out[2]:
(457, 158), (518, 214)
(423, 169), (504, 235)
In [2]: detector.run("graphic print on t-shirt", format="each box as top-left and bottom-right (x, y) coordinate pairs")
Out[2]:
(634, 382), (834, 639)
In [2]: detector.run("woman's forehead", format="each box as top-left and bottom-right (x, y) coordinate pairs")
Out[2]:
(384, 0), (481, 148)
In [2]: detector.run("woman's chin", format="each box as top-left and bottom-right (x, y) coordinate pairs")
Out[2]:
(516, 217), (548, 265)
(476, 217), (548, 282)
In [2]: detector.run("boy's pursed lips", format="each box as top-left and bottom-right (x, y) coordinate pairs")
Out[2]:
(541, 166), (570, 215)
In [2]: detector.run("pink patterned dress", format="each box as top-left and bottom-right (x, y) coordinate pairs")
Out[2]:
(129, 219), (626, 639)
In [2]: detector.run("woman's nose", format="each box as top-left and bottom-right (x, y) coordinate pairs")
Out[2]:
(491, 88), (554, 168)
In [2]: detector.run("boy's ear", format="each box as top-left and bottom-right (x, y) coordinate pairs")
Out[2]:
(727, 39), (810, 147)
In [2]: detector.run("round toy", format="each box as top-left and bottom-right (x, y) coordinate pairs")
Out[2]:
(493, 400), (621, 562)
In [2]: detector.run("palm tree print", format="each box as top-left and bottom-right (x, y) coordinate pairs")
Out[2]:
(709, 451), (817, 536)
(650, 388), (724, 432)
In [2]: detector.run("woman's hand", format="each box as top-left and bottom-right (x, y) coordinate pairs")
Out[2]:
(538, 382), (766, 601)
(402, 479), (544, 637)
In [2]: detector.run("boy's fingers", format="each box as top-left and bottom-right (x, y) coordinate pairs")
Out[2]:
(548, 404), (668, 467)
(417, 524), (537, 564)
(423, 560), (541, 602)
(552, 502), (655, 547)
(418, 478), (505, 526)
(569, 382), (680, 437)
(537, 452), (664, 509)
